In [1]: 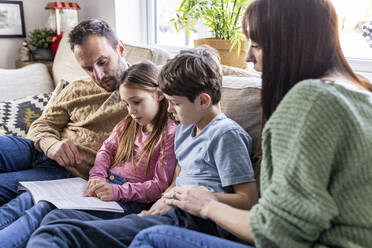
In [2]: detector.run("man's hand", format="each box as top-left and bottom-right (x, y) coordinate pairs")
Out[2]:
(138, 197), (173, 216)
(85, 178), (105, 197)
(47, 139), (81, 167)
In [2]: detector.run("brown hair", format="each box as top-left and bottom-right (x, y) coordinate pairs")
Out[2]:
(111, 62), (169, 176)
(159, 46), (222, 104)
(69, 19), (118, 51)
(243, 0), (372, 122)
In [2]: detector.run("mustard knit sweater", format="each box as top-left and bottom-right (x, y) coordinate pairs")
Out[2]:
(27, 79), (126, 179)
(250, 79), (372, 247)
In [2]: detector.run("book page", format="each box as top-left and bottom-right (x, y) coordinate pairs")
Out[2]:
(19, 177), (124, 213)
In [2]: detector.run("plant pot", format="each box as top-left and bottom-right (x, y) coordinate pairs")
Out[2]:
(31, 48), (53, 61)
(194, 38), (248, 69)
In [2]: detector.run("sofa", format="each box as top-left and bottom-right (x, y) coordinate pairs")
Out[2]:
(0, 31), (262, 158)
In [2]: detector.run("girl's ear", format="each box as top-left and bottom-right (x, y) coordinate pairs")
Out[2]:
(199, 93), (212, 109)
(155, 89), (165, 101)
(117, 40), (125, 57)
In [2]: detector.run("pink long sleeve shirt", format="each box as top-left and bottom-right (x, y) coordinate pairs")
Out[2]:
(89, 118), (177, 203)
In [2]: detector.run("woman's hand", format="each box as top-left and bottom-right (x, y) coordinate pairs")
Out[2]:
(163, 185), (217, 219)
(85, 178), (105, 197)
(138, 197), (173, 216)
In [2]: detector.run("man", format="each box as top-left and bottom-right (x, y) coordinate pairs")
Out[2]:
(0, 19), (128, 205)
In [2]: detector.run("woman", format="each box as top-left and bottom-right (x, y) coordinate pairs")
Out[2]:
(128, 0), (372, 247)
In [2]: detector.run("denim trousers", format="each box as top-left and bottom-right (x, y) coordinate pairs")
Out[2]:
(129, 225), (254, 248)
(0, 135), (74, 205)
(27, 207), (230, 248)
(0, 171), (148, 248)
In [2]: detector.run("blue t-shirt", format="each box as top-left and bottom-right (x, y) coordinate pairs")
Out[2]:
(175, 113), (255, 193)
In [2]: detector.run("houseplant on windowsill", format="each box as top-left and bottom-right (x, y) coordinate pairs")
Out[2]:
(171, 0), (251, 68)
(27, 28), (56, 61)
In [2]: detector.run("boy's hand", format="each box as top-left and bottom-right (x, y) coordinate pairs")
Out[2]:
(47, 139), (82, 167)
(85, 178), (105, 197)
(92, 181), (114, 201)
(138, 197), (173, 216)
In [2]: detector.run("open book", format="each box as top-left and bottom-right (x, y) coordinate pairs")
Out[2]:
(19, 177), (124, 213)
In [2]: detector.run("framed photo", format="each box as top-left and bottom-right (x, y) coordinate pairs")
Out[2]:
(0, 1), (25, 38)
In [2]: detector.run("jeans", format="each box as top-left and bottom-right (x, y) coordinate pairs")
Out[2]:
(0, 136), (74, 205)
(0, 172), (148, 248)
(0, 192), (54, 248)
(27, 207), (229, 248)
(129, 225), (254, 248)
(106, 172), (150, 214)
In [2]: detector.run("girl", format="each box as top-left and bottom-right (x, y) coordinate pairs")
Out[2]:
(85, 61), (177, 210)
(0, 61), (177, 248)
(128, 0), (372, 248)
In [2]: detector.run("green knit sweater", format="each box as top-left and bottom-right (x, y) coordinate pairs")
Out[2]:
(249, 79), (372, 248)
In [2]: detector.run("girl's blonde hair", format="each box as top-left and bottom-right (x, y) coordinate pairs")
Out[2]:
(111, 62), (169, 177)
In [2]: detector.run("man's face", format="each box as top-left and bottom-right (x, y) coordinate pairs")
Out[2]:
(164, 94), (201, 126)
(73, 35), (128, 92)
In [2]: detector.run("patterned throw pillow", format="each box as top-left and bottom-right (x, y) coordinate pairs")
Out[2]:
(0, 93), (52, 137)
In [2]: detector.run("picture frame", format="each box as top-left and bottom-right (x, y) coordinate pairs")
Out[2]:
(0, 1), (25, 38)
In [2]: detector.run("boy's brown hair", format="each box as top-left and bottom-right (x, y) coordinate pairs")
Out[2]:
(159, 45), (222, 104)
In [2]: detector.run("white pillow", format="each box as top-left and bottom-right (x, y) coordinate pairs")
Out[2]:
(0, 63), (54, 102)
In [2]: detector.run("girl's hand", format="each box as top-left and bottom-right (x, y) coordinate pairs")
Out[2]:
(163, 185), (217, 219)
(93, 181), (114, 201)
(85, 178), (105, 197)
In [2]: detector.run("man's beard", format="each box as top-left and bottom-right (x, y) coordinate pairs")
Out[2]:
(111, 57), (128, 91)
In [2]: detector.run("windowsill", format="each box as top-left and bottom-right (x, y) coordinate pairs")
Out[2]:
(347, 58), (372, 73)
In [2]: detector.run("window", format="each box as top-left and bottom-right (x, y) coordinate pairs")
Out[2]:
(135, 0), (372, 76)
(332, 0), (372, 60)
(154, 0), (198, 47)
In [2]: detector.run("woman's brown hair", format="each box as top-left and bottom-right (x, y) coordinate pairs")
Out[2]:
(243, 0), (372, 182)
(111, 62), (169, 176)
(243, 0), (372, 122)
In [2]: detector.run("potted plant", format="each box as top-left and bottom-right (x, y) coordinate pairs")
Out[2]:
(27, 28), (56, 61)
(171, 0), (251, 68)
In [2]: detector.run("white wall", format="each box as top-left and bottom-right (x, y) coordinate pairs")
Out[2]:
(115, 0), (147, 45)
(0, 0), (115, 69)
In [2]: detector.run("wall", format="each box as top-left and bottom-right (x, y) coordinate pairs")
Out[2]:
(115, 0), (145, 45)
(0, 0), (115, 69)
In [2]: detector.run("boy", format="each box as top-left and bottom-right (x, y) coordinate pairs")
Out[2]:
(27, 47), (258, 248)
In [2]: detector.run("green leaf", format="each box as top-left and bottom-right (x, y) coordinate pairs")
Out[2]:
(170, 0), (250, 50)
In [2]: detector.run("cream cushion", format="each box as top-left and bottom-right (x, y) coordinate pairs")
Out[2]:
(124, 43), (170, 66)
(52, 30), (88, 88)
(0, 63), (54, 102)
(221, 76), (262, 151)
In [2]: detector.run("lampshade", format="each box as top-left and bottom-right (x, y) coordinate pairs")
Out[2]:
(45, 2), (81, 35)
(45, 2), (80, 10)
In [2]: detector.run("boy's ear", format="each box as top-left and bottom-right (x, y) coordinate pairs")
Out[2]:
(117, 40), (125, 57)
(199, 93), (212, 109)
(155, 89), (165, 101)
